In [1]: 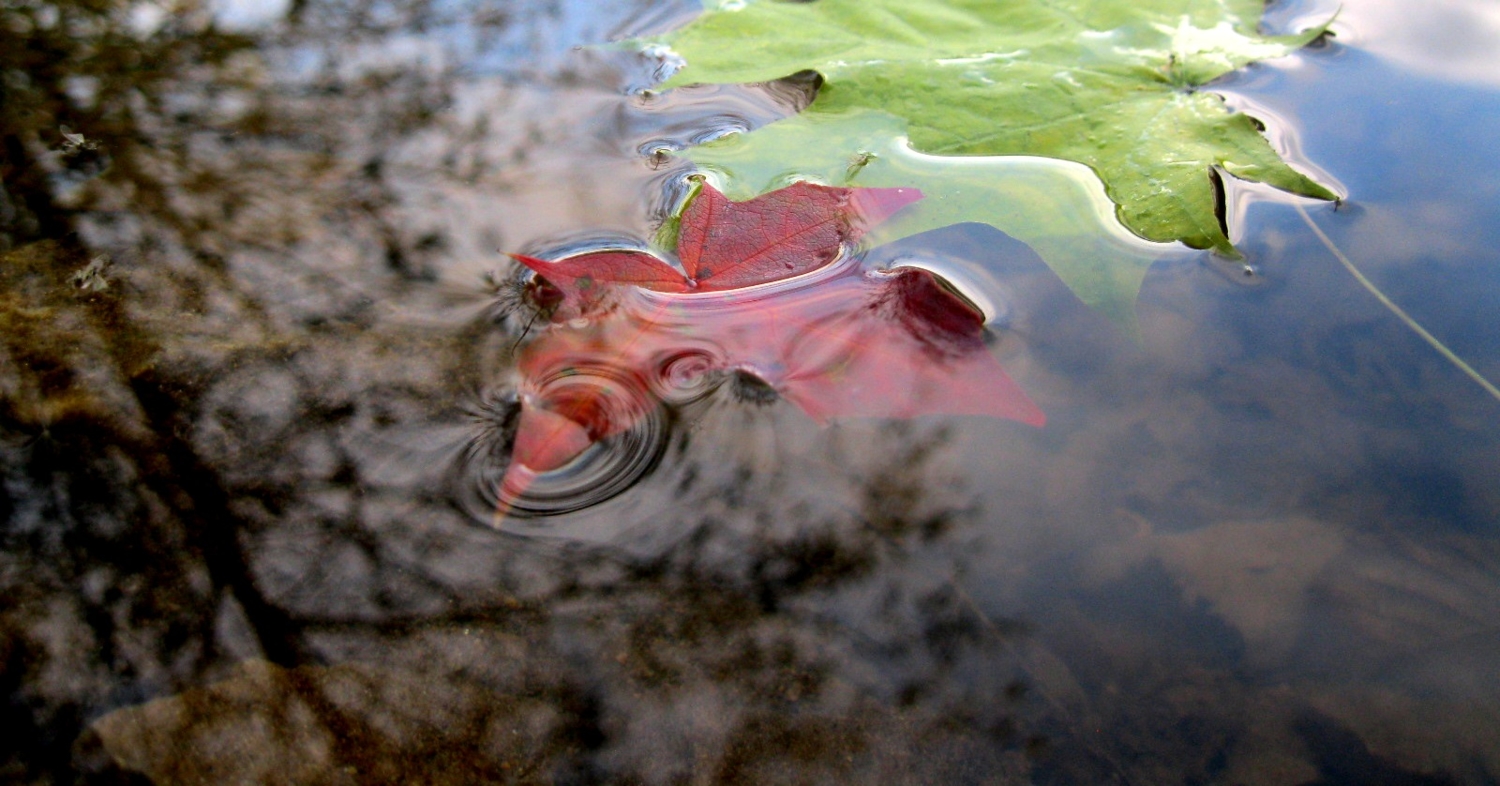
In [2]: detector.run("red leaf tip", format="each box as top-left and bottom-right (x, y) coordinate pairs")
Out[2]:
(848, 187), (923, 233)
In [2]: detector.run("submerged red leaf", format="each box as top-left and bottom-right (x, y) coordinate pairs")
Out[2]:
(500, 181), (1042, 497)
(511, 403), (593, 473)
(770, 268), (1045, 426)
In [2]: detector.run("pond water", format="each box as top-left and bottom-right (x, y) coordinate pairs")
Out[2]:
(3, 0), (1499, 783)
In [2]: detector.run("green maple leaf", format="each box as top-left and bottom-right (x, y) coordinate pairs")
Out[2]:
(642, 0), (1338, 328)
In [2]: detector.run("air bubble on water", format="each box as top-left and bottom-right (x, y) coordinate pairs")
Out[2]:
(1206, 253), (1265, 286)
(638, 140), (682, 159)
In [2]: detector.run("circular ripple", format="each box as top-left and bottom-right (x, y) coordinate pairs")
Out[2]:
(648, 349), (725, 405)
(451, 368), (672, 523)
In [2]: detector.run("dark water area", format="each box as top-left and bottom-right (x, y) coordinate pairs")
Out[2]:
(3, 0), (1499, 783)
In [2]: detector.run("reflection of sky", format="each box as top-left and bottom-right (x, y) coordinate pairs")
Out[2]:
(1334, 0), (1500, 87)
(897, 2), (1500, 739)
(1130, 22), (1500, 541)
(201, 0), (1500, 90)
(1216, 37), (1500, 378)
(385, 0), (697, 77)
(204, 0), (698, 76)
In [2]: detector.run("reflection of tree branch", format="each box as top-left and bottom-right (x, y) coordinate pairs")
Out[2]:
(0, 0), (258, 249)
(130, 370), (307, 666)
(294, 607), (540, 635)
(842, 432), (1136, 783)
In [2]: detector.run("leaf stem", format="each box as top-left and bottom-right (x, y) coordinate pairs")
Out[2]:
(1294, 201), (1500, 404)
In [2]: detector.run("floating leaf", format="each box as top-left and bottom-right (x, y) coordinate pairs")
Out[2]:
(502, 183), (1042, 501)
(642, 0), (1339, 326)
(687, 108), (1170, 331)
(513, 180), (921, 307)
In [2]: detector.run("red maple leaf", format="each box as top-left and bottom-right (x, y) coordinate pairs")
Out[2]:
(511, 181), (922, 315)
(500, 182), (1044, 502)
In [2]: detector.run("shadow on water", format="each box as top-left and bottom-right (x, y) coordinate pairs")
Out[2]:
(4, 0), (1500, 783)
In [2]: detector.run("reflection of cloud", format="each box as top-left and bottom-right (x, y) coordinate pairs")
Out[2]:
(1153, 516), (1345, 663)
(1338, 0), (1500, 87)
(1082, 514), (1347, 665)
(1344, 201), (1488, 270)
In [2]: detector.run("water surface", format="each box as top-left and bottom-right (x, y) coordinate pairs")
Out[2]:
(3, 0), (1499, 783)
